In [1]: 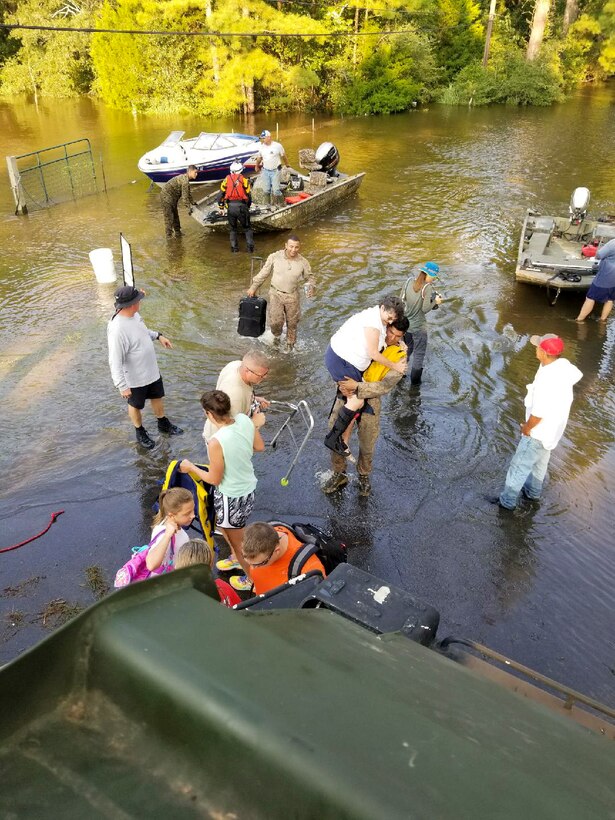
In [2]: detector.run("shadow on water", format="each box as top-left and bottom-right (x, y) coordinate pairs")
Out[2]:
(0, 93), (614, 706)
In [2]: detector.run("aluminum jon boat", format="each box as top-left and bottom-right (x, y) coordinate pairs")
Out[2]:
(516, 187), (615, 304)
(191, 141), (364, 233)
(138, 131), (261, 185)
(192, 169), (365, 233)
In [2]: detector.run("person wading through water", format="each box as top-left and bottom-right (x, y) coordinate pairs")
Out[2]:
(217, 161), (254, 254)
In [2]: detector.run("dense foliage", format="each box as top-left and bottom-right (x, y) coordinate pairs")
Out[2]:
(0, 0), (614, 113)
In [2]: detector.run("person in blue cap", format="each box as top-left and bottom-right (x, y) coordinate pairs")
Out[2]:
(400, 261), (443, 384)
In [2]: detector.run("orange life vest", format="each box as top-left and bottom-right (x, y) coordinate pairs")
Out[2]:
(223, 173), (249, 202)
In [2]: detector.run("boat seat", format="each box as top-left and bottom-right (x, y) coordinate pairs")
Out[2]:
(298, 148), (321, 171)
(309, 170), (328, 188)
(529, 217), (555, 233)
(527, 232), (551, 256)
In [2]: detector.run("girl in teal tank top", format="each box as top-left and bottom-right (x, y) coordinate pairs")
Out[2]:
(178, 389), (266, 591)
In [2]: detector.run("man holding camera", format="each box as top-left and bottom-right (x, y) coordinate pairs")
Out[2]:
(401, 261), (443, 385)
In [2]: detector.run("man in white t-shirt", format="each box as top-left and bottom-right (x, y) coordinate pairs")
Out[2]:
(254, 129), (288, 203)
(495, 333), (583, 510)
(202, 350), (270, 443)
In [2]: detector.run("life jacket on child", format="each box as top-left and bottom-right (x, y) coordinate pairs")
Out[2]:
(160, 460), (216, 549)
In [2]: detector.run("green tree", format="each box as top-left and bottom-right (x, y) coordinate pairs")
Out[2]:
(0, 0), (97, 98)
(328, 28), (439, 114)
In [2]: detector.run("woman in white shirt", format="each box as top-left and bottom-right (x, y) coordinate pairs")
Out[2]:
(324, 295), (407, 456)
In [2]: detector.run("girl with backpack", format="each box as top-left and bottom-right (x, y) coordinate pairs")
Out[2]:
(146, 487), (195, 573)
(113, 486), (195, 588)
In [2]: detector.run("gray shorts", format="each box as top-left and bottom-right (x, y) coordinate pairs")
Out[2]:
(213, 489), (255, 529)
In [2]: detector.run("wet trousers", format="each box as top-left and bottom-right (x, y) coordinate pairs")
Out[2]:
(161, 198), (181, 236)
(269, 288), (301, 345)
(499, 435), (552, 510)
(227, 202), (254, 251)
(328, 396), (381, 476)
(404, 329), (428, 370)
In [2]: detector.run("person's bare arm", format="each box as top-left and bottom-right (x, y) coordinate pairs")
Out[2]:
(520, 415), (542, 437)
(179, 452), (224, 487)
(146, 521), (177, 571)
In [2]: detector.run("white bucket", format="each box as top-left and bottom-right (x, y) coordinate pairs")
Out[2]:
(89, 248), (116, 284)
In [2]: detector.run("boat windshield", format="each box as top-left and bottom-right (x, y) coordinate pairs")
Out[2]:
(193, 133), (237, 151)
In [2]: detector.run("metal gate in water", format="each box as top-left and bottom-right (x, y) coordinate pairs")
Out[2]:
(6, 138), (106, 214)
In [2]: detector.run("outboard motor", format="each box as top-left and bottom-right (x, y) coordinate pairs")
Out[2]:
(315, 142), (340, 176)
(569, 187), (590, 224)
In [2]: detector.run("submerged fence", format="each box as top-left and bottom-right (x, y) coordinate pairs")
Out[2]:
(6, 138), (106, 214)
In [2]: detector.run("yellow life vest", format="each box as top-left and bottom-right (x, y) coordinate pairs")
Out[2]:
(363, 345), (405, 382)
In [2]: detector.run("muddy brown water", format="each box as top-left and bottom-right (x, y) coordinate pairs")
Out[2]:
(0, 91), (614, 707)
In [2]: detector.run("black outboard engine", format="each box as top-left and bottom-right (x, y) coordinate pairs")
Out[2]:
(315, 142), (340, 176)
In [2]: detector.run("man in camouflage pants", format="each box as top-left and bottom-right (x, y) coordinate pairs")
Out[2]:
(247, 235), (315, 351)
(160, 165), (198, 237)
(322, 319), (408, 497)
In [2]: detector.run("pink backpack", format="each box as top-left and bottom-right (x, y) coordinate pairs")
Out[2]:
(114, 530), (175, 589)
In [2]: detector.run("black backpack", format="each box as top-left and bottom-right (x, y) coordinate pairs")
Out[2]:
(268, 521), (347, 580)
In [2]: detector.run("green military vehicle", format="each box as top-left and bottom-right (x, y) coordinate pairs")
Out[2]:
(0, 564), (613, 818)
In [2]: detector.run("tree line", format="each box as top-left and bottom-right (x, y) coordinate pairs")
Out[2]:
(0, 0), (613, 114)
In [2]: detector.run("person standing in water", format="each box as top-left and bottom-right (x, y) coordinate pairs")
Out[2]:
(400, 261), (443, 385)
(160, 165), (198, 237)
(324, 295), (406, 457)
(493, 334), (582, 511)
(575, 237), (615, 323)
(247, 235), (315, 351)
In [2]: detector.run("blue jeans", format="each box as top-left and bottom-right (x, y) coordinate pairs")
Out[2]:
(261, 168), (281, 196)
(499, 436), (552, 510)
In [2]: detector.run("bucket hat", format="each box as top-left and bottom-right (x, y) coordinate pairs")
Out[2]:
(114, 285), (144, 310)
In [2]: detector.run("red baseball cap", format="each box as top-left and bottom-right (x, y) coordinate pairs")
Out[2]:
(530, 333), (564, 356)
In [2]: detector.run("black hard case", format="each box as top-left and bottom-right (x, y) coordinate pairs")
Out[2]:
(238, 256), (267, 338)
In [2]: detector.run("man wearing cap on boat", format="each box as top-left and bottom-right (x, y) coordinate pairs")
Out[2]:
(400, 261), (443, 385)
(492, 334), (582, 511)
(108, 286), (183, 450)
(254, 130), (288, 206)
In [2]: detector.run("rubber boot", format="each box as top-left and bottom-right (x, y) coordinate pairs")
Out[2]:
(135, 426), (155, 450)
(410, 368), (423, 385)
(157, 416), (184, 436)
(324, 406), (356, 456)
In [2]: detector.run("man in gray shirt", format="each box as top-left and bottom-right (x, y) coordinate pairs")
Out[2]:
(107, 286), (183, 449)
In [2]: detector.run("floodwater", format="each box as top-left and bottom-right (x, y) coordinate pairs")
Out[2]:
(1, 90), (614, 708)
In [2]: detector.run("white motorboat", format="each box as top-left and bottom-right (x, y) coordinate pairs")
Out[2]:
(138, 131), (261, 185)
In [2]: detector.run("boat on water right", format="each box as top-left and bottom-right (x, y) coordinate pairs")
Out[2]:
(516, 187), (615, 301)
